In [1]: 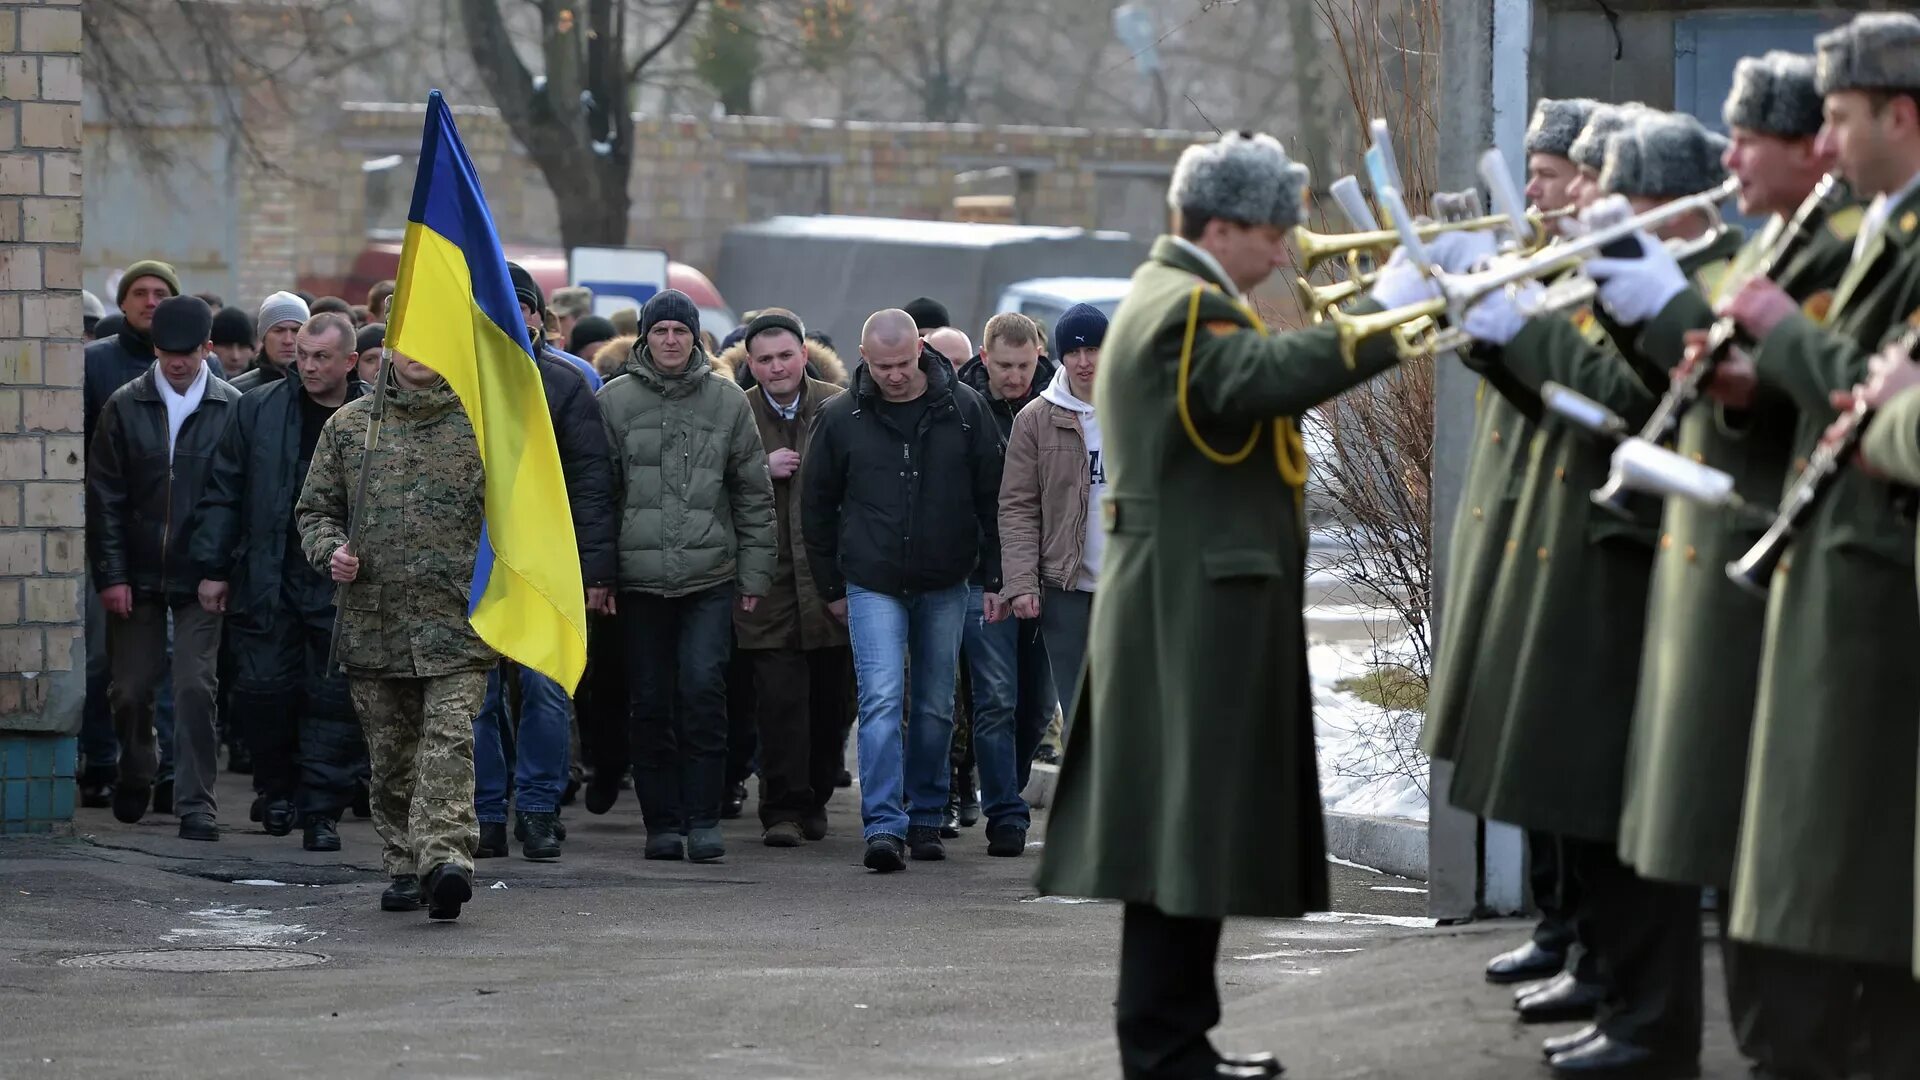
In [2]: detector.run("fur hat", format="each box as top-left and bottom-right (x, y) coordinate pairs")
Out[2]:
(1569, 104), (1645, 173)
(1815, 12), (1920, 96)
(1600, 112), (1731, 199)
(1524, 98), (1601, 159)
(1167, 131), (1312, 230)
(1724, 51), (1824, 139)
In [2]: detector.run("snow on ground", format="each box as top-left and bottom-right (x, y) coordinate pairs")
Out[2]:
(1308, 611), (1431, 823)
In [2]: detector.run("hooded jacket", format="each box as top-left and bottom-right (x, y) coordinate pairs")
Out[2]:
(957, 350), (1057, 442)
(596, 341), (777, 598)
(999, 379), (1100, 597)
(716, 339), (852, 392)
(801, 343), (1005, 601)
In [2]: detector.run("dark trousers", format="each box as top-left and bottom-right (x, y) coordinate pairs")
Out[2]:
(1727, 933), (1920, 1079)
(622, 585), (734, 834)
(106, 600), (222, 816)
(1569, 838), (1702, 1058)
(748, 644), (852, 828)
(228, 611), (365, 817)
(578, 612), (626, 781)
(725, 645), (757, 789)
(1529, 829), (1577, 953)
(1117, 902), (1224, 1078)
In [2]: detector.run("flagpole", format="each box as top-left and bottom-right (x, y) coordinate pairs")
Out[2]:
(327, 345), (393, 672)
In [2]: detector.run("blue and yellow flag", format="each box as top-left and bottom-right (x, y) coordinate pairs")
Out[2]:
(388, 90), (587, 692)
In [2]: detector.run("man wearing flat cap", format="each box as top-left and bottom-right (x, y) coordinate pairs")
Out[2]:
(1702, 12), (1920, 1070)
(88, 296), (242, 841)
(1034, 131), (1421, 1080)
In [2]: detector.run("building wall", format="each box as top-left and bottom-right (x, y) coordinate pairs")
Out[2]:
(0, 0), (85, 832)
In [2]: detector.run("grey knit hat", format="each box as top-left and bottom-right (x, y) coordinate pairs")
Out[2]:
(1167, 131), (1312, 230)
(1815, 12), (1920, 95)
(1725, 52), (1824, 139)
(1569, 104), (1646, 173)
(257, 290), (310, 333)
(1600, 112), (1731, 199)
(1525, 98), (1600, 159)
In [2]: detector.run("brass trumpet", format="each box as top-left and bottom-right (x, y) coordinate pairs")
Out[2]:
(1293, 212), (1523, 276)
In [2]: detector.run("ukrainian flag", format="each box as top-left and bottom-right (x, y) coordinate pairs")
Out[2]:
(388, 90), (587, 692)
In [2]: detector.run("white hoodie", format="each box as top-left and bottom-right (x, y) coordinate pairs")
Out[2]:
(1042, 379), (1104, 591)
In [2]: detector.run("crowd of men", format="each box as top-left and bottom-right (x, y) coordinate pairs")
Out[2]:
(77, 247), (1111, 914)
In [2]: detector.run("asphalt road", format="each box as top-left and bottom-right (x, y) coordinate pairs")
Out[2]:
(0, 772), (1753, 1079)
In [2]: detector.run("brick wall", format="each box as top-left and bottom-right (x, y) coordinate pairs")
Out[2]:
(0, 0), (84, 828)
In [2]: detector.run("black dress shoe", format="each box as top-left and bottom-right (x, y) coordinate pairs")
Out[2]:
(584, 776), (620, 815)
(1519, 973), (1606, 1024)
(1549, 1033), (1699, 1078)
(940, 805), (961, 839)
(151, 778), (174, 815)
(262, 798), (297, 838)
(381, 876), (423, 912)
(178, 812), (220, 842)
(1543, 1024), (1602, 1059)
(1125, 1062), (1273, 1080)
(722, 782), (748, 819)
(907, 824), (946, 861)
(112, 782), (150, 824)
(424, 863), (473, 921)
(475, 822), (509, 859)
(958, 791), (981, 828)
(1219, 1049), (1284, 1075)
(863, 834), (906, 872)
(515, 813), (565, 842)
(518, 812), (562, 861)
(1486, 939), (1567, 983)
(302, 816), (342, 852)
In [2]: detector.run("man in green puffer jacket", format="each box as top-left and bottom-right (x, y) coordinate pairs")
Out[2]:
(595, 289), (777, 864)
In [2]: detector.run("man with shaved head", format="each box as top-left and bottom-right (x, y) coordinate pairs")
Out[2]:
(802, 308), (1006, 871)
(924, 326), (973, 371)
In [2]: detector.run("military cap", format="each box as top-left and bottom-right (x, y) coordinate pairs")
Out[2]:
(1569, 104), (1646, 174)
(1815, 12), (1920, 96)
(1600, 112), (1730, 199)
(1525, 98), (1601, 159)
(1167, 131), (1312, 230)
(1725, 51), (1825, 139)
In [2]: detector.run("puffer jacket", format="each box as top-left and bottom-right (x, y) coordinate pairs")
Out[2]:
(597, 342), (776, 598)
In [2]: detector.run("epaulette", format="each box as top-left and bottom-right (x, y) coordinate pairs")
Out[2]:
(1826, 205), (1864, 242)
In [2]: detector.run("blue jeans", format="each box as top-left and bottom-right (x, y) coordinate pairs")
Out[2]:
(473, 663), (574, 822)
(847, 582), (968, 841)
(964, 585), (1031, 829)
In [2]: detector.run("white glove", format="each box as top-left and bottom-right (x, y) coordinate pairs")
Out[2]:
(1579, 194), (1635, 233)
(1462, 283), (1545, 347)
(1585, 231), (1689, 325)
(1425, 228), (1500, 274)
(1366, 248), (1440, 309)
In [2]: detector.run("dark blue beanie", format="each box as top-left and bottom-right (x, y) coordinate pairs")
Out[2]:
(1053, 303), (1108, 354)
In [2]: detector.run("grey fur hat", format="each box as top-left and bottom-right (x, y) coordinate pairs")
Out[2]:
(1569, 103), (1646, 173)
(1724, 51), (1824, 138)
(1166, 131), (1312, 230)
(1815, 12), (1920, 96)
(1600, 112), (1730, 199)
(1524, 98), (1600, 159)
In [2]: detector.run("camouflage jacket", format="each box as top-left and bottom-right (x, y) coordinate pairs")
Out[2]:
(295, 376), (496, 678)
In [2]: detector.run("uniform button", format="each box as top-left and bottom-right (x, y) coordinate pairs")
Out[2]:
(1793, 457), (1808, 473)
(1554, 467), (1566, 482)
(1506, 539), (1518, 554)
(1685, 545), (1698, 563)
(1660, 534), (1673, 550)
(1472, 507), (1484, 520)
(1690, 452), (1705, 464)
(1536, 546), (1549, 562)
(1491, 431), (1502, 444)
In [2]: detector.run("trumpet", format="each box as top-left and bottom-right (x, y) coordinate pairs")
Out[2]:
(1328, 177), (1741, 363)
(1537, 383), (1767, 518)
(1293, 212), (1525, 277)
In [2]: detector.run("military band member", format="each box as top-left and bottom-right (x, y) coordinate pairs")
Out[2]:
(1581, 51), (1865, 1076)
(1034, 132), (1424, 1080)
(1449, 109), (1743, 1076)
(1702, 12), (1920, 1073)
(1424, 96), (1600, 992)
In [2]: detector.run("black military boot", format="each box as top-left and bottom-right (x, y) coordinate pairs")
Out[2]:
(424, 863), (473, 921)
(262, 798), (297, 837)
(518, 812), (562, 861)
(380, 876), (423, 912)
(475, 822), (509, 859)
(302, 815), (341, 853)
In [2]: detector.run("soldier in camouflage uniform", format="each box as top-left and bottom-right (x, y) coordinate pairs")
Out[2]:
(296, 349), (495, 921)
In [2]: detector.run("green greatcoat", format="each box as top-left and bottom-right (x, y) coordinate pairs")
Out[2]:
(1730, 185), (1920, 969)
(1616, 205), (1861, 889)
(1858, 376), (1920, 981)
(1034, 236), (1400, 919)
(1446, 231), (1745, 844)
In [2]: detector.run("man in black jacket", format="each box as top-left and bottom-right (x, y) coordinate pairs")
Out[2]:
(88, 296), (242, 841)
(469, 266), (618, 861)
(192, 313), (368, 850)
(802, 308), (1005, 872)
(229, 292), (311, 394)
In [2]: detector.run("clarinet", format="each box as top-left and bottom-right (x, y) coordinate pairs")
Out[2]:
(1726, 319), (1920, 596)
(1642, 174), (1844, 450)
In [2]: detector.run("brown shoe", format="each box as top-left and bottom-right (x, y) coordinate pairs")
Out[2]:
(763, 821), (805, 847)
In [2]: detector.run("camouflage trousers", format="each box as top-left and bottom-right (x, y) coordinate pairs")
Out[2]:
(348, 672), (487, 880)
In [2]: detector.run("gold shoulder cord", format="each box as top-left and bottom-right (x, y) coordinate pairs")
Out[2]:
(1174, 283), (1311, 498)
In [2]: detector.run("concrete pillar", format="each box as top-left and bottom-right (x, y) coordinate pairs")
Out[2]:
(1426, 0), (1530, 921)
(0, 0), (86, 833)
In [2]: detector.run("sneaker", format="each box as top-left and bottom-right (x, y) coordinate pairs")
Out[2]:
(763, 821), (805, 847)
(112, 782), (150, 824)
(475, 822), (509, 859)
(424, 863), (473, 921)
(644, 833), (684, 860)
(907, 825), (946, 861)
(986, 822), (1028, 857)
(518, 812), (563, 862)
(687, 825), (726, 863)
(151, 778), (174, 816)
(380, 875), (423, 912)
(178, 812), (220, 842)
(800, 813), (829, 842)
(863, 834), (906, 872)
(302, 816), (342, 852)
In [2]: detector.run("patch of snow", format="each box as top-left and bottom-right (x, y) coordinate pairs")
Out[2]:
(1326, 854), (1383, 874)
(233, 879), (311, 887)
(1301, 911), (1437, 930)
(1372, 885), (1427, 894)
(1021, 895), (1102, 904)
(1310, 638), (1430, 822)
(162, 905), (323, 947)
